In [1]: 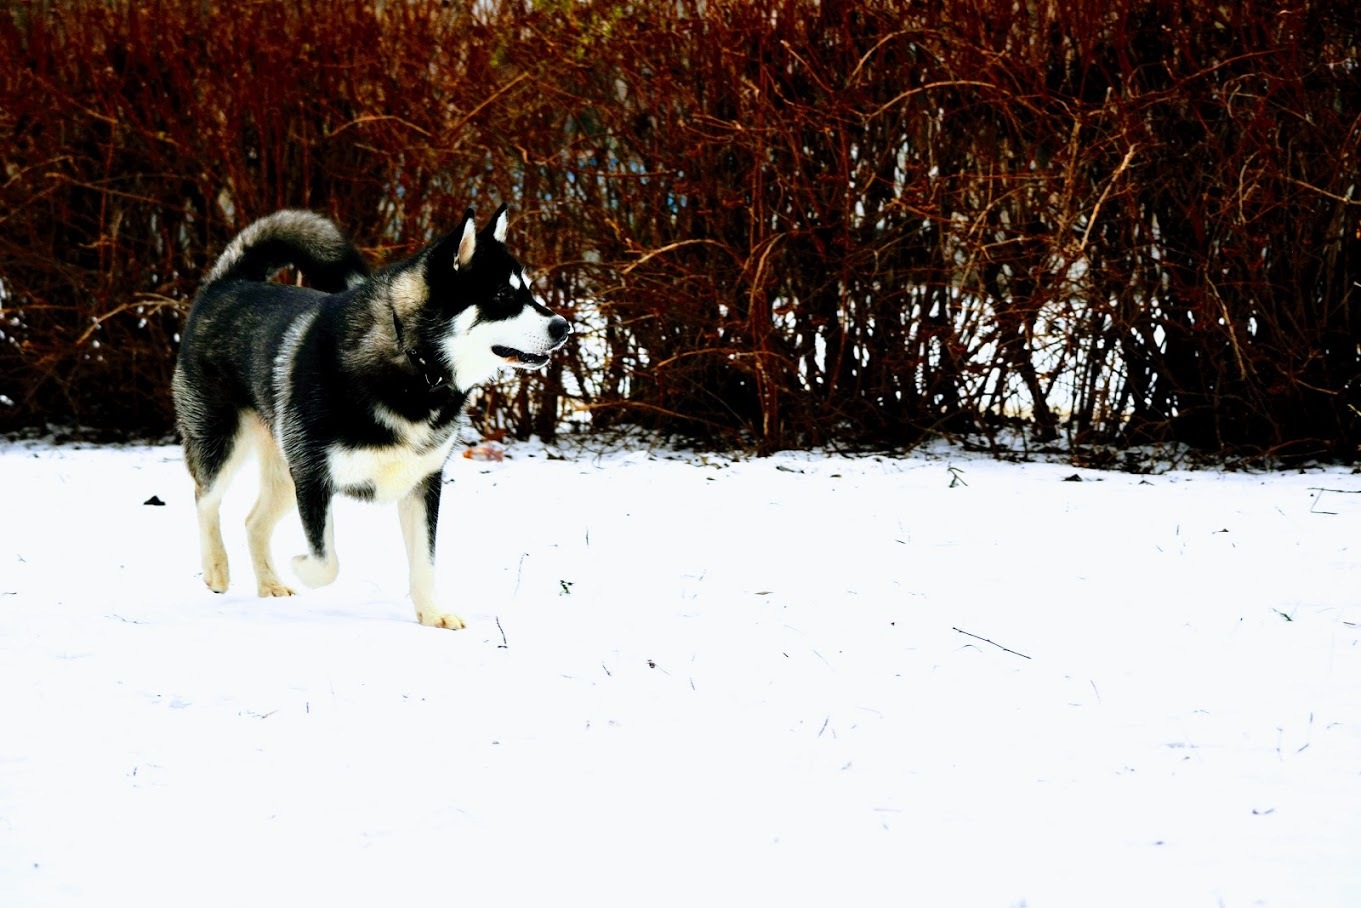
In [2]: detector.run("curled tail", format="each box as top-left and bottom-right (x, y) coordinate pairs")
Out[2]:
(205, 210), (369, 293)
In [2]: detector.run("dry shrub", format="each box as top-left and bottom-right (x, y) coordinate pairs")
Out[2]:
(2, 1), (1358, 457)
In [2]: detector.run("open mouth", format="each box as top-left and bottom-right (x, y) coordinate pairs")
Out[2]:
(491, 345), (551, 368)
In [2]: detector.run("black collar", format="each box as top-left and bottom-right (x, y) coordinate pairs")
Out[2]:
(392, 309), (452, 394)
(406, 347), (450, 394)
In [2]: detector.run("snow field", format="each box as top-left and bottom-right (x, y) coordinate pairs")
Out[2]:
(1, 442), (1358, 906)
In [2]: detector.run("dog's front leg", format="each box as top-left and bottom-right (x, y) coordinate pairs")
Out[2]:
(400, 472), (463, 630)
(291, 474), (339, 588)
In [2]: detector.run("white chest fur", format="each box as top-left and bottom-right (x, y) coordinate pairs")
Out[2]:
(327, 436), (456, 503)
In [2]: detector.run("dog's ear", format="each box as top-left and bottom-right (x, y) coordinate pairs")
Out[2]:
(456, 208), (477, 269)
(488, 203), (509, 245)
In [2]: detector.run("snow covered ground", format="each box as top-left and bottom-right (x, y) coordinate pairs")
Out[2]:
(1, 438), (1358, 907)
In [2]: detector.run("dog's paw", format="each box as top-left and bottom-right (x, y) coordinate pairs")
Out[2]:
(291, 553), (338, 588)
(257, 578), (296, 598)
(203, 560), (229, 594)
(416, 609), (466, 631)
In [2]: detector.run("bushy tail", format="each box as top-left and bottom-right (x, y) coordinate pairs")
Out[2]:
(205, 210), (369, 293)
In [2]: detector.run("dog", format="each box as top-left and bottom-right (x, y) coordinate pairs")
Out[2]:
(171, 205), (570, 629)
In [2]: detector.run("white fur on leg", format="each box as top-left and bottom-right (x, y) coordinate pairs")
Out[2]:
(291, 554), (337, 588)
(245, 418), (296, 597)
(192, 420), (256, 594)
(399, 485), (463, 630)
(198, 495), (230, 593)
(291, 510), (338, 588)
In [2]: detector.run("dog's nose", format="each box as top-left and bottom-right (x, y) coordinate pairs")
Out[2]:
(548, 316), (571, 344)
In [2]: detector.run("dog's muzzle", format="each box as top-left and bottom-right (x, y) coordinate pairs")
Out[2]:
(492, 316), (571, 369)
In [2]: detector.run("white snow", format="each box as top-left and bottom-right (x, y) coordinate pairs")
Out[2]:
(1, 440), (1359, 907)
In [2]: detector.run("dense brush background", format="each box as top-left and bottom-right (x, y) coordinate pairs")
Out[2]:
(1, 1), (1358, 457)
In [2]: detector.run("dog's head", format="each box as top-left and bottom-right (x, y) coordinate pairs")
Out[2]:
(421, 204), (571, 392)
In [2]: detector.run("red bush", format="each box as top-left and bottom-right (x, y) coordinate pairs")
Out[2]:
(2, 1), (1358, 457)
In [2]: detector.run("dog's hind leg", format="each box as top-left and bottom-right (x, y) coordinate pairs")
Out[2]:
(196, 481), (232, 593)
(290, 473), (339, 588)
(185, 414), (252, 594)
(399, 472), (463, 630)
(244, 419), (296, 597)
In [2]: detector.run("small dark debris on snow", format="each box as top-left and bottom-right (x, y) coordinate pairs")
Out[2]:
(143, 495), (165, 506)
(1063, 474), (1083, 482)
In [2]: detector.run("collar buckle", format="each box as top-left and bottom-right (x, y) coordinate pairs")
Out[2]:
(394, 307), (450, 394)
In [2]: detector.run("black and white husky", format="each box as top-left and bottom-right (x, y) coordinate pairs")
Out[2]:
(172, 205), (570, 629)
